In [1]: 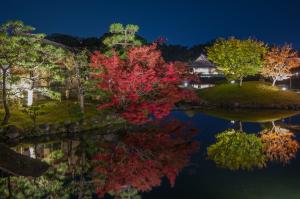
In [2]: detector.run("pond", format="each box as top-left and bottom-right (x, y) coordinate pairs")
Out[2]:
(1, 109), (300, 199)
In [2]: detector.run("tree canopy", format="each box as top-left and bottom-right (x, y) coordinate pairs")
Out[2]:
(207, 37), (267, 86)
(102, 23), (146, 54)
(261, 44), (300, 86)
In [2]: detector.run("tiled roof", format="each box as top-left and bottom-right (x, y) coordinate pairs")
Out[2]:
(189, 54), (215, 68)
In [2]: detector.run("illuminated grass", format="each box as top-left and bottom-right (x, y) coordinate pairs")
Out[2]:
(0, 100), (108, 129)
(198, 81), (300, 106)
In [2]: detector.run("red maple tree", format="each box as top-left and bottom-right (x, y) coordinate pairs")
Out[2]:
(92, 121), (199, 197)
(90, 44), (197, 124)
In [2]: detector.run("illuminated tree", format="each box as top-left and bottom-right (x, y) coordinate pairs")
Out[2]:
(207, 129), (266, 170)
(102, 23), (146, 54)
(90, 44), (197, 124)
(92, 121), (199, 198)
(0, 20), (69, 124)
(261, 44), (300, 86)
(20, 40), (66, 106)
(207, 37), (267, 86)
(260, 127), (299, 164)
(63, 49), (90, 114)
(0, 20), (41, 124)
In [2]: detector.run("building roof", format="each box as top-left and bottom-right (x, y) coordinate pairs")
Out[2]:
(189, 54), (215, 68)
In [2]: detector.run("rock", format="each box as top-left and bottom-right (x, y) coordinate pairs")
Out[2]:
(273, 104), (282, 109)
(50, 123), (60, 131)
(58, 127), (67, 133)
(31, 127), (40, 134)
(91, 117), (100, 124)
(233, 102), (240, 107)
(64, 120), (72, 126)
(39, 124), (50, 132)
(5, 125), (21, 139)
(66, 122), (80, 133)
(103, 133), (118, 142)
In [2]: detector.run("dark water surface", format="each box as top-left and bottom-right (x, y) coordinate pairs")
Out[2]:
(144, 110), (300, 199)
(1, 109), (300, 199)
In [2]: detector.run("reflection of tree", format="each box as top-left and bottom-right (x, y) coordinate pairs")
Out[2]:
(260, 127), (299, 164)
(0, 150), (70, 199)
(207, 129), (266, 170)
(92, 121), (199, 198)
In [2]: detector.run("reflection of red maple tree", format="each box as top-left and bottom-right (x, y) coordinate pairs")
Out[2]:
(90, 44), (197, 124)
(260, 128), (299, 164)
(92, 121), (199, 197)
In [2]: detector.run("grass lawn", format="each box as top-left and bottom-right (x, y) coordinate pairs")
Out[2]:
(0, 100), (114, 129)
(198, 81), (300, 106)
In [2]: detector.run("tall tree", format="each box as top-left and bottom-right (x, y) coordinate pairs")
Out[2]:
(20, 41), (66, 106)
(207, 37), (267, 86)
(0, 20), (40, 124)
(102, 23), (146, 54)
(64, 49), (90, 114)
(261, 44), (300, 86)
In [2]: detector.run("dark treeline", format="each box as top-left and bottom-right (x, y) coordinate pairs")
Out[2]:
(46, 33), (214, 62)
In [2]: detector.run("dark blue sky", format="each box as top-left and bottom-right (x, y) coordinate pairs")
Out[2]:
(1, 0), (300, 48)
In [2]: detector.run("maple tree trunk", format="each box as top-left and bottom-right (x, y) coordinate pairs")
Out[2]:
(2, 69), (10, 125)
(272, 78), (277, 86)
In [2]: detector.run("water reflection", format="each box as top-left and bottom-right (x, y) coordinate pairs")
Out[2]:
(207, 124), (299, 170)
(207, 129), (267, 170)
(1, 109), (300, 198)
(260, 126), (299, 164)
(0, 120), (199, 198)
(92, 121), (199, 198)
(199, 109), (300, 123)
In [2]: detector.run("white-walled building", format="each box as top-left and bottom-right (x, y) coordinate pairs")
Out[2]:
(188, 54), (220, 77)
(186, 54), (224, 89)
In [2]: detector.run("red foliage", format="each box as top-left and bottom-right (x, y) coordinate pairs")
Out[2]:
(92, 121), (199, 197)
(90, 44), (197, 124)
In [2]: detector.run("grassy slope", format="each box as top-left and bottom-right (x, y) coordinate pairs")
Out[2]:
(0, 100), (111, 129)
(198, 81), (300, 105)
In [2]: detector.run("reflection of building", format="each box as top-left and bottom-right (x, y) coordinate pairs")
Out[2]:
(15, 141), (80, 162)
(187, 54), (224, 89)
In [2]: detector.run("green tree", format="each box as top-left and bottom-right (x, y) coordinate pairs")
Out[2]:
(0, 20), (41, 124)
(63, 49), (90, 114)
(102, 23), (146, 54)
(20, 40), (66, 106)
(207, 37), (267, 86)
(42, 38), (91, 115)
(0, 20), (66, 124)
(207, 129), (266, 170)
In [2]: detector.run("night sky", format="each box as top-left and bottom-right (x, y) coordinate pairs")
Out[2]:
(1, 0), (300, 48)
